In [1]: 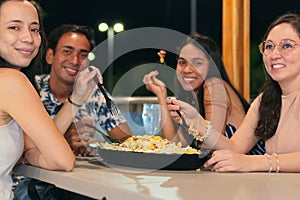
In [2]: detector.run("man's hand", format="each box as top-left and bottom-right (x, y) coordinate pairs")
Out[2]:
(65, 118), (96, 156)
(72, 64), (103, 105)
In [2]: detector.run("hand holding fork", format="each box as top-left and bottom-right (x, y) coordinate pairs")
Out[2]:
(166, 98), (203, 145)
(88, 66), (119, 116)
(71, 64), (102, 106)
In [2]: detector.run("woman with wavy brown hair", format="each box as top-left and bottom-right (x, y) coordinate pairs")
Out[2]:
(143, 33), (265, 155)
(167, 13), (300, 172)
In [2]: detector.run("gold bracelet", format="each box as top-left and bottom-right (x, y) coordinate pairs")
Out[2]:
(188, 120), (197, 136)
(272, 153), (280, 173)
(191, 120), (212, 143)
(68, 96), (82, 107)
(265, 153), (273, 172)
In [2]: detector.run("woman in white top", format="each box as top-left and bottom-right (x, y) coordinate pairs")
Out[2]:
(0, 1), (100, 199)
(166, 13), (300, 172)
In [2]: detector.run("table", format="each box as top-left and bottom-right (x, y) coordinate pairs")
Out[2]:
(13, 157), (300, 200)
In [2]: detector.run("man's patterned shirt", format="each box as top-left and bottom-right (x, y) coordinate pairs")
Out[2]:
(35, 74), (126, 132)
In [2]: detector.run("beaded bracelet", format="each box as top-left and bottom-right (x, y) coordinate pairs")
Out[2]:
(192, 120), (212, 143)
(68, 96), (82, 107)
(265, 153), (273, 172)
(272, 153), (280, 173)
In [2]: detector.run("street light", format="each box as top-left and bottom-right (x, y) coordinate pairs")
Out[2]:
(98, 22), (124, 92)
(98, 22), (124, 33)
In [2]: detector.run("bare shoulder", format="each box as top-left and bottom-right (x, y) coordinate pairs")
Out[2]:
(203, 77), (228, 103)
(205, 77), (236, 96)
(0, 68), (33, 100)
(0, 69), (30, 120)
(203, 77), (225, 93)
(0, 68), (28, 81)
(0, 68), (30, 88)
(204, 77), (223, 86)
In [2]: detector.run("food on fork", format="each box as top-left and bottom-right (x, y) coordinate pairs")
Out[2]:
(157, 50), (167, 64)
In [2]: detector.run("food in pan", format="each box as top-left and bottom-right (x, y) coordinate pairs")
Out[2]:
(101, 135), (200, 154)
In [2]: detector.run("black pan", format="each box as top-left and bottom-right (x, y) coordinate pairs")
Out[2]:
(95, 148), (211, 170)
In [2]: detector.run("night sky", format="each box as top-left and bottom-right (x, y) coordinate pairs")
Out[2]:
(37, 0), (300, 95)
(38, 0), (299, 44)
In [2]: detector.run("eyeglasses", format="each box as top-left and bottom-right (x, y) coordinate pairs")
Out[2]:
(258, 39), (299, 56)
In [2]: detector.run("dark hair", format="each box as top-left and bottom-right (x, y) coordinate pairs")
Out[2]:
(0, 0), (47, 84)
(41, 24), (95, 73)
(255, 13), (300, 140)
(47, 24), (95, 52)
(175, 32), (250, 117)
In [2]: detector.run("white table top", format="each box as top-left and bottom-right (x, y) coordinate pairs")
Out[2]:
(13, 157), (300, 200)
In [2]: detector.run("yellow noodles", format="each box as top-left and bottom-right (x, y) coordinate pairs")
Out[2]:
(101, 135), (200, 154)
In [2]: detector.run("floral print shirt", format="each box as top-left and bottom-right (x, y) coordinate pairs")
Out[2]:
(35, 74), (126, 132)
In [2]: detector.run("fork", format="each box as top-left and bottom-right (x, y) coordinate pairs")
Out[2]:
(170, 101), (189, 133)
(85, 123), (123, 144)
(75, 116), (114, 144)
(88, 67), (119, 116)
(171, 102), (198, 147)
(175, 109), (189, 134)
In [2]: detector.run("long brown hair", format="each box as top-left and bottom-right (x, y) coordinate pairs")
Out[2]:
(175, 33), (250, 117)
(255, 13), (300, 140)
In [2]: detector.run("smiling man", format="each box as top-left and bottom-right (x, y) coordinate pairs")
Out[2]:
(40, 24), (131, 146)
(14, 24), (132, 200)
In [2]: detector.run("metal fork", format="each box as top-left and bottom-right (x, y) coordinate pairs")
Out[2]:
(172, 102), (197, 147)
(175, 109), (189, 134)
(88, 67), (119, 116)
(86, 123), (123, 144)
(75, 116), (114, 144)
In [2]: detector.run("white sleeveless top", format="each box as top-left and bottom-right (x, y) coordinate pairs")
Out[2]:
(0, 120), (24, 200)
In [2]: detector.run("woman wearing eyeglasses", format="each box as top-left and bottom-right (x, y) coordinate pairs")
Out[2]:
(166, 13), (300, 172)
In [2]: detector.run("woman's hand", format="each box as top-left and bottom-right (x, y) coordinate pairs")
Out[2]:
(143, 70), (167, 98)
(204, 149), (252, 172)
(166, 98), (200, 126)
